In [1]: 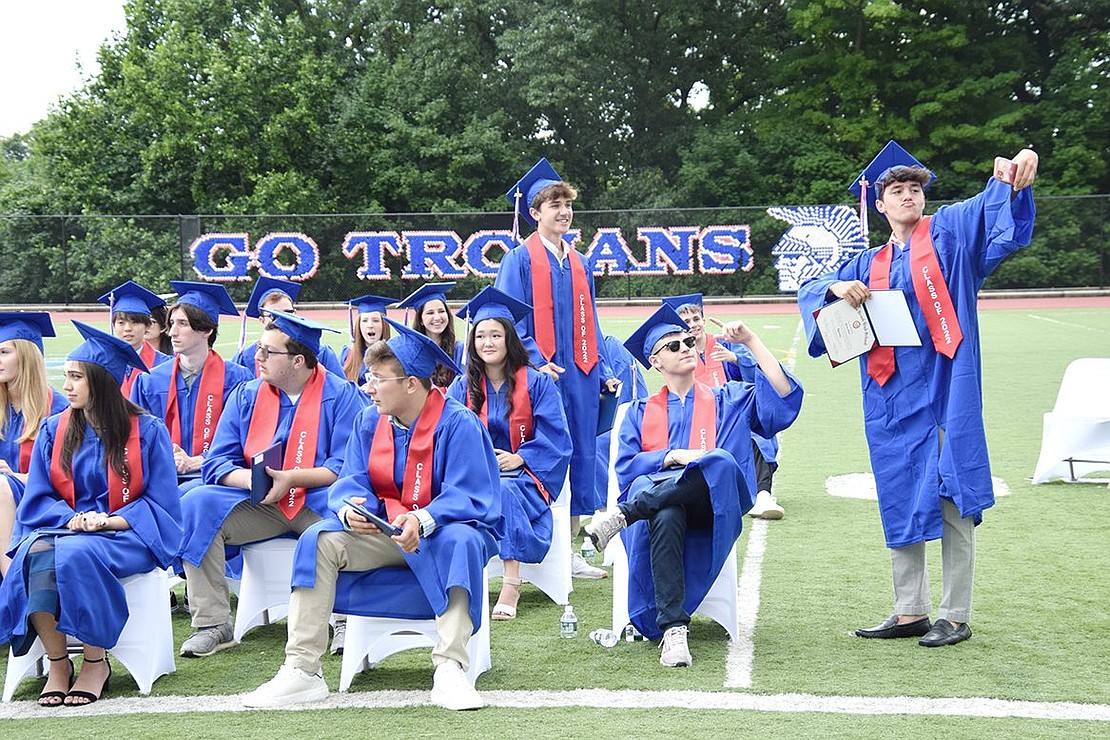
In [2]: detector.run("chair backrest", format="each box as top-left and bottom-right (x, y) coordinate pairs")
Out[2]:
(1053, 358), (1110, 416)
(607, 402), (632, 510)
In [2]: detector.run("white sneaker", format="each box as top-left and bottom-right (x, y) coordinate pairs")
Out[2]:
(242, 663), (329, 708)
(748, 490), (784, 520)
(430, 660), (484, 711)
(659, 625), (692, 667)
(571, 552), (608, 579)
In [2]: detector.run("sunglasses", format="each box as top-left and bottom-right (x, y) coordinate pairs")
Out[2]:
(652, 336), (696, 356)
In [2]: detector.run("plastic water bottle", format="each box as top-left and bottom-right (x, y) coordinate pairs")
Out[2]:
(589, 629), (619, 648)
(580, 537), (597, 562)
(624, 624), (642, 642)
(560, 604), (579, 638)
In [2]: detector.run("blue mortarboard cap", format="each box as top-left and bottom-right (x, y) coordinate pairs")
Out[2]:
(456, 286), (532, 325)
(170, 281), (239, 323)
(849, 140), (935, 215)
(69, 320), (148, 383)
(505, 158), (563, 228)
(246, 276), (302, 318)
(0, 312), (55, 352)
(624, 305), (690, 369)
(661, 294), (704, 313)
(265, 310), (339, 356)
(348, 294), (395, 315)
(383, 317), (462, 378)
(96, 281), (165, 317)
(395, 282), (456, 313)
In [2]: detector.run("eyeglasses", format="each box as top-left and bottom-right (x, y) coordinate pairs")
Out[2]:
(255, 343), (295, 360)
(651, 336), (697, 356)
(365, 374), (407, 387)
(260, 309), (297, 321)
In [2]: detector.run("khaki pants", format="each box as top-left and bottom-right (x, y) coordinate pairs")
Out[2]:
(285, 529), (472, 676)
(184, 501), (321, 628)
(890, 498), (976, 623)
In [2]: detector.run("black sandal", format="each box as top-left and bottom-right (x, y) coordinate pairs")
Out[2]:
(64, 655), (111, 706)
(38, 654), (74, 707)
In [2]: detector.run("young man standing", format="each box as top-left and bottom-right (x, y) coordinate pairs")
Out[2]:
(97, 280), (173, 396)
(586, 305), (803, 666)
(177, 311), (365, 658)
(797, 141), (1038, 647)
(496, 158), (618, 579)
(242, 319), (501, 711)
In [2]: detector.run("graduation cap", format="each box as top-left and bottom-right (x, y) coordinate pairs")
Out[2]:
(623, 304), (690, 369)
(264, 309), (339, 356)
(0, 312), (55, 352)
(661, 293), (704, 314)
(849, 140), (935, 216)
(69, 320), (148, 383)
(170, 281), (239, 324)
(245, 276), (302, 319)
(505, 158), (563, 239)
(97, 281), (165, 318)
(383, 317), (462, 378)
(348, 294), (395, 315)
(396, 282), (456, 315)
(456, 286), (532, 325)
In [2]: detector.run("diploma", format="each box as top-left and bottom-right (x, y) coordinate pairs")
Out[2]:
(814, 290), (922, 366)
(250, 442), (283, 505)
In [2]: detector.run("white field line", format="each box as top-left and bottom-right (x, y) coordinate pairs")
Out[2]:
(1027, 314), (1110, 333)
(3, 688), (1109, 722)
(725, 318), (804, 688)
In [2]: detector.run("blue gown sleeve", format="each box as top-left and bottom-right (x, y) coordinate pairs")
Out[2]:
(931, 178), (1036, 279)
(423, 407), (501, 532)
(113, 417), (183, 567)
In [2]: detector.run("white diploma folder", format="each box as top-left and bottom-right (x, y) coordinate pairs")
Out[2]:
(813, 290), (922, 366)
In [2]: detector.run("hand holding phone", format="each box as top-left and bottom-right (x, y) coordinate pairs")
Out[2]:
(341, 497), (402, 536)
(994, 156), (1017, 184)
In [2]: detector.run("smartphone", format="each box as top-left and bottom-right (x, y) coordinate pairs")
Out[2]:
(341, 497), (402, 536)
(994, 156), (1017, 184)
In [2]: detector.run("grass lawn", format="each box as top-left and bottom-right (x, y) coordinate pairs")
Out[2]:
(4, 302), (1109, 736)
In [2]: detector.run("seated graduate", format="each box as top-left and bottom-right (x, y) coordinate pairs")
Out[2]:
(231, 276), (345, 378)
(340, 294), (394, 388)
(242, 318), (501, 712)
(145, 304), (174, 355)
(446, 286), (571, 621)
(585, 305), (803, 667)
(0, 313), (69, 576)
(593, 333), (648, 512)
(96, 281), (173, 396)
(130, 282), (253, 488)
(661, 294), (785, 521)
(397, 282), (465, 387)
(0, 322), (180, 707)
(177, 311), (365, 659)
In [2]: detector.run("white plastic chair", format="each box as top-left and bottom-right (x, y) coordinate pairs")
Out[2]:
(232, 538), (298, 642)
(1033, 358), (1110, 483)
(3, 568), (175, 701)
(338, 568), (491, 691)
(487, 474), (572, 605)
(604, 402), (740, 641)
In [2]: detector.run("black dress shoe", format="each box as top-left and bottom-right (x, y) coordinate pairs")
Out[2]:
(918, 619), (972, 647)
(855, 615), (932, 639)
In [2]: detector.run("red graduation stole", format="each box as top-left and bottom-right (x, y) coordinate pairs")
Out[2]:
(641, 383), (717, 453)
(120, 341), (158, 397)
(475, 367), (550, 504)
(525, 232), (598, 373)
(696, 334), (728, 388)
(243, 366), (326, 520)
(867, 216), (964, 386)
(49, 409), (143, 512)
(165, 350), (226, 455)
(368, 388), (447, 522)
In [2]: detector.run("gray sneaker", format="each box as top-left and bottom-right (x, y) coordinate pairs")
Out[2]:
(180, 622), (236, 657)
(330, 619), (346, 656)
(585, 510), (627, 551)
(659, 625), (692, 667)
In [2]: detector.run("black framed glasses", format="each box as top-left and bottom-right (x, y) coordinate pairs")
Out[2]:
(651, 336), (697, 356)
(255, 343), (295, 360)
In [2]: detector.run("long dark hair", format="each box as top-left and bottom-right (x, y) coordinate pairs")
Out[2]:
(61, 362), (147, 479)
(412, 299), (458, 387)
(465, 317), (531, 418)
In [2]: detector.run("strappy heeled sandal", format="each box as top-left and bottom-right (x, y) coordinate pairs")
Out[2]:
(492, 576), (522, 620)
(38, 654), (74, 707)
(64, 655), (111, 706)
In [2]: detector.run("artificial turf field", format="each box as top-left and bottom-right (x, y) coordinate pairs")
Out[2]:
(2, 296), (1108, 737)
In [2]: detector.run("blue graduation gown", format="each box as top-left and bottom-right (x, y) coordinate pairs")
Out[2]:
(446, 368), (571, 562)
(178, 371), (366, 567)
(594, 335), (648, 506)
(292, 396), (501, 632)
(0, 414), (182, 650)
(122, 348), (172, 391)
(495, 242), (613, 515)
(732, 344), (779, 464)
(797, 179), (1035, 548)
(1, 389), (68, 508)
(233, 342), (346, 379)
(615, 371), (803, 640)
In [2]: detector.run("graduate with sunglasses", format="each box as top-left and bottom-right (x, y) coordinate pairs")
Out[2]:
(586, 306), (802, 667)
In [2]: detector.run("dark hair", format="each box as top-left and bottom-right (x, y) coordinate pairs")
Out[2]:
(530, 181), (578, 210)
(364, 340), (432, 391)
(465, 317), (530, 417)
(169, 303), (219, 348)
(262, 323), (319, 369)
(411, 299), (458, 387)
(60, 362), (147, 479)
(876, 166), (932, 200)
(343, 312), (391, 382)
(148, 305), (174, 354)
(112, 310), (153, 328)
